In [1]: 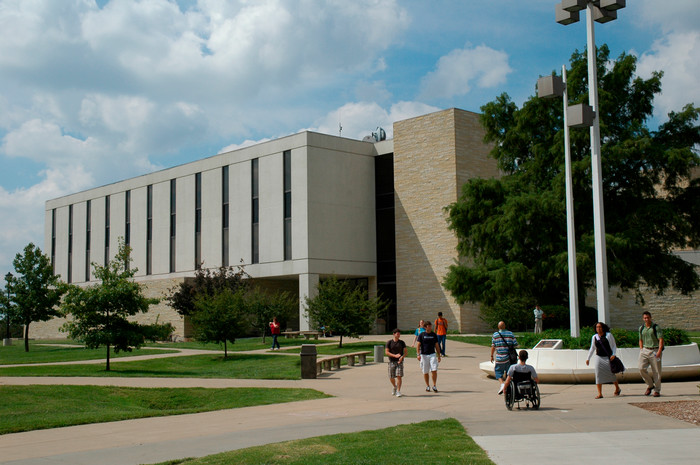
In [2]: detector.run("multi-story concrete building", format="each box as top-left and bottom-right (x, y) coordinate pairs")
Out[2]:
(37, 107), (699, 338)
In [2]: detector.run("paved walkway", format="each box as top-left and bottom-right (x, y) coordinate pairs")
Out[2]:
(1, 337), (699, 464)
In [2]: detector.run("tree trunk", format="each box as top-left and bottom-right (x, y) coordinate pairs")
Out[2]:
(224, 340), (228, 358)
(338, 334), (343, 348)
(106, 344), (111, 371)
(24, 323), (30, 352)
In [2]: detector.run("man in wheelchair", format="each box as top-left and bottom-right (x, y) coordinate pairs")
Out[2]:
(503, 350), (540, 410)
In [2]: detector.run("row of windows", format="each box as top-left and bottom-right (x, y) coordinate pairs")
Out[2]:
(52, 154), (293, 280)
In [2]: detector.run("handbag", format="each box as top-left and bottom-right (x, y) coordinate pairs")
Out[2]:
(595, 334), (625, 374)
(498, 332), (518, 364)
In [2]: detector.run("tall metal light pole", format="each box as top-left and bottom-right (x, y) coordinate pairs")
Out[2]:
(538, 67), (582, 337)
(555, 0), (626, 325)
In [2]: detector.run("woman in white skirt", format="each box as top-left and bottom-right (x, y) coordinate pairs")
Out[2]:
(585, 322), (622, 399)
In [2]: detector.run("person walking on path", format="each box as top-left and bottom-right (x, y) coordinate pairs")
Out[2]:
(269, 317), (281, 350)
(385, 328), (407, 397)
(416, 321), (441, 392)
(490, 321), (518, 395)
(639, 311), (664, 397)
(533, 305), (544, 334)
(585, 322), (622, 399)
(434, 312), (448, 356)
(411, 320), (426, 348)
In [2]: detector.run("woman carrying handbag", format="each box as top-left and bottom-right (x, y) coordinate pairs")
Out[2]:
(585, 322), (623, 399)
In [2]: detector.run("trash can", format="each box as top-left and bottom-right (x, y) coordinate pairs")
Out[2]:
(373, 345), (384, 363)
(300, 344), (317, 379)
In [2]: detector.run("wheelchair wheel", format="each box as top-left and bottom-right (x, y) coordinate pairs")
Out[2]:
(505, 384), (514, 410)
(530, 384), (540, 410)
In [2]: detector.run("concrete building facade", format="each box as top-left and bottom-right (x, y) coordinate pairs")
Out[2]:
(36, 108), (699, 338)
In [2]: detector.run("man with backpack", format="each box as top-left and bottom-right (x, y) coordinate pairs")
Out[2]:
(639, 311), (664, 397)
(490, 321), (518, 395)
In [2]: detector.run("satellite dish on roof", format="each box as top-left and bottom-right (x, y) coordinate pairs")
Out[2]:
(363, 127), (386, 142)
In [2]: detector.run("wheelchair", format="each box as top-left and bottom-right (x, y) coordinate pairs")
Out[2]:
(504, 370), (540, 410)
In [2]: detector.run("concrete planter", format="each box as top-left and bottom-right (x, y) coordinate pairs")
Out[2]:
(480, 343), (700, 384)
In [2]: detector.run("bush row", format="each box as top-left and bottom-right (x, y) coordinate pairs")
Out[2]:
(516, 327), (690, 350)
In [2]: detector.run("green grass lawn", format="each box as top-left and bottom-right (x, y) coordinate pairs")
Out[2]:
(146, 337), (330, 352)
(0, 353), (302, 379)
(0, 341), (178, 365)
(0, 385), (329, 435)
(150, 418), (494, 465)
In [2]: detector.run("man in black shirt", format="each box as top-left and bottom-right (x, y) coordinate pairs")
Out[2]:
(416, 321), (441, 392)
(385, 328), (407, 397)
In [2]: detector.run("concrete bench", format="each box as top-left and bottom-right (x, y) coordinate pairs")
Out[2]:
(282, 331), (322, 340)
(316, 351), (371, 375)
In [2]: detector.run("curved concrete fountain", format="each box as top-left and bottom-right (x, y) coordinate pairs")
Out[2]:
(479, 343), (700, 383)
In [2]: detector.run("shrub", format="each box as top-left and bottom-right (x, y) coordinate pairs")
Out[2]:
(656, 327), (690, 346)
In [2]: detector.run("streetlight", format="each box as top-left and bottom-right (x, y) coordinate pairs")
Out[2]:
(538, 67), (585, 337)
(3, 272), (12, 346)
(554, 0), (626, 325)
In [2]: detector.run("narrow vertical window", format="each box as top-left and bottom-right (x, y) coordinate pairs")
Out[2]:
(170, 179), (176, 272)
(195, 172), (202, 269)
(67, 204), (73, 284)
(222, 166), (229, 267)
(251, 159), (259, 264)
(283, 150), (292, 261)
(104, 195), (110, 265)
(146, 185), (153, 275)
(125, 190), (131, 270)
(51, 208), (56, 273)
(85, 200), (91, 281)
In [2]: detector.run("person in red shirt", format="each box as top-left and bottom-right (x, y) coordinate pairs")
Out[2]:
(269, 317), (281, 350)
(435, 312), (448, 356)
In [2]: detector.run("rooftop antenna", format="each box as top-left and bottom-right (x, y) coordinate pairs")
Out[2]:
(338, 110), (343, 137)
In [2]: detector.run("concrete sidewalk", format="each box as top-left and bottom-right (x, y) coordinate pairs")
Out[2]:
(1, 337), (699, 464)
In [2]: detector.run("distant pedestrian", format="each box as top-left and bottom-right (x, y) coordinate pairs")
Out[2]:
(638, 311), (663, 397)
(416, 321), (441, 392)
(585, 322), (622, 399)
(490, 321), (518, 395)
(435, 312), (448, 356)
(533, 305), (543, 334)
(385, 328), (407, 397)
(269, 317), (281, 350)
(411, 320), (426, 347)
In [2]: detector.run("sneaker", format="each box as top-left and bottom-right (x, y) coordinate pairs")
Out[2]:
(395, 391), (402, 397)
(392, 387), (397, 396)
(498, 384), (504, 395)
(432, 386), (438, 392)
(426, 386), (431, 392)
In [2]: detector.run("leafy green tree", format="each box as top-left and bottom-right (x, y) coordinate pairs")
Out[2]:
(247, 287), (296, 343)
(62, 241), (170, 370)
(305, 277), (388, 348)
(11, 243), (66, 352)
(190, 287), (249, 357)
(444, 46), (700, 330)
(167, 265), (249, 317)
(1, 275), (17, 340)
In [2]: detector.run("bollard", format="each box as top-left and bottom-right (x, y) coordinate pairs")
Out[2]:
(300, 344), (317, 379)
(373, 345), (384, 363)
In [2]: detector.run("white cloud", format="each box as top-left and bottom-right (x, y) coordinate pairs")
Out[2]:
(637, 31), (700, 119)
(312, 101), (441, 140)
(419, 44), (512, 101)
(637, 0), (700, 34)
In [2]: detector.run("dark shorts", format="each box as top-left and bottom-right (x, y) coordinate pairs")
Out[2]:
(495, 362), (510, 380)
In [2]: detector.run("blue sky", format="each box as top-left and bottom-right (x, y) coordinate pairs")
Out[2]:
(1, 0), (699, 283)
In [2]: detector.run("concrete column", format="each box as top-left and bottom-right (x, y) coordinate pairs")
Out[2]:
(298, 273), (319, 331)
